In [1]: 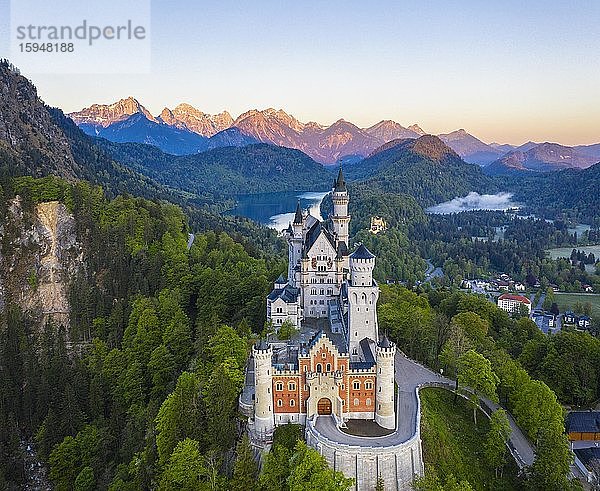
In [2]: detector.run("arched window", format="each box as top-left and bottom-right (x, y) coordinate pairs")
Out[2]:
(288, 381), (296, 391)
(352, 347), (358, 355)
(352, 380), (360, 390)
(326, 363), (331, 372)
(316, 363), (322, 373)
(277, 399), (283, 407)
(276, 382), (283, 391)
(364, 380), (373, 390)
(366, 398), (372, 406)
(353, 398), (359, 406)
(290, 399), (296, 407)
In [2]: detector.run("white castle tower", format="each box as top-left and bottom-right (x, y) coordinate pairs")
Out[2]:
(331, 167), (350, 248)
(375, 334), (397, 429)
(288, 202), (304, 287)
(347, 244), (379, 359)
(253, 341), (274, 436)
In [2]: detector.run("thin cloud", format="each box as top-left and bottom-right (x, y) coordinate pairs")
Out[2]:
(426, 192), (517, 215)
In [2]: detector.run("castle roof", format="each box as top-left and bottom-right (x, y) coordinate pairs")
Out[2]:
(334, 166), (347, 192)
(350, 244), (375, 260)
(305, 220), (336, 253)
(255, 338), (269, 351)
(267, 284), (299, 303)
(293, 201), (303, 224)
(378, 332), (392, 348)
(275, 274), (286, 284)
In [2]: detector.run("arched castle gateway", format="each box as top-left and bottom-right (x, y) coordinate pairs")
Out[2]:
(243, 168), (424, 490)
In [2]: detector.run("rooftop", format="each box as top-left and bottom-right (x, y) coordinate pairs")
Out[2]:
(498, 293), (531, 304)
(567, 411), (600, 433)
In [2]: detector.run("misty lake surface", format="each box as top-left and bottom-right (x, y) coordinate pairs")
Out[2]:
(227, 191), (329, 230)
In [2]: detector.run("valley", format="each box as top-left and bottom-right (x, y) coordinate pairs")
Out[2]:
(0, 57), (598, 491)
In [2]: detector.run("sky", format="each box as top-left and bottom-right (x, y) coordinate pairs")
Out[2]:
(1, 0), (599, 145)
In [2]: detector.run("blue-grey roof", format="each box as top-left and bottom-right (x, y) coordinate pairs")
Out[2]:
(334, 166), (347, 192)
(379, 332), (392, 348)
(267, 284), (299, 303)
(305, 220), (336, 253)
(567, 411), (600, 433)
(275, 274), (286, 284)
(351, 244), (375, 260)
(359, 338), (375, 364)
(294, 201), (303, 224)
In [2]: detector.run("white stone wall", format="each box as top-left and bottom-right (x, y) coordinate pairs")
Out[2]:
(375, 347), (396, 429)
(254, 347), (274, 434)
(347, 284), (379, 358)
(305, 421), (423, 491)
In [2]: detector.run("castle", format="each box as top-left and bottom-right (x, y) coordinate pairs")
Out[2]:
(257, 167), (396, 431)
(243, 169), (424, 490)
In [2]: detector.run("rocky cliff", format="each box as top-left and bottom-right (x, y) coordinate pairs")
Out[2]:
(0, 197), (83, 333)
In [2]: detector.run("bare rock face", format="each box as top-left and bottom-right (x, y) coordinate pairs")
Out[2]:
(0, 198), (83, 333)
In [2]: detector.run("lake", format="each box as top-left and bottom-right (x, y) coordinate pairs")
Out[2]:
(227, 191), (329, 230)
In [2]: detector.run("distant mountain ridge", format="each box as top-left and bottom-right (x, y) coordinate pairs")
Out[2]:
(68, 98), (600, 168)
(486, 142), (599, 175)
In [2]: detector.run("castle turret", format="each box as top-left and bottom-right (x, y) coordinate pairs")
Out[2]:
(375, 334), (396, 429)
(288, 202), (304, 287)
(331, 167), (350, 247)
(347, 244), (379, 358)
(253, 341), (274, 436)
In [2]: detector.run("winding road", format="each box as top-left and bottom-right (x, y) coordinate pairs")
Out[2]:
(311, 352), (535, 467)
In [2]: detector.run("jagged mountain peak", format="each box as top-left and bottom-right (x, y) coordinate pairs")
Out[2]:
(408, 124), (426, 135)
(69, 97), (156, 128)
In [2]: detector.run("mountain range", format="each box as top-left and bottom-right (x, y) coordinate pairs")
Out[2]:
(485, 142), (600, 175)
(69, 98), (600, 171)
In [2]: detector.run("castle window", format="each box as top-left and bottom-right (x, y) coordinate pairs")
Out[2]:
(353, 347), (358, 355)
(320, 289), (324, 295)
(288, 382), (296, 391)
(326, 363), (331, 372)
(290, 399), (295, 407)
(276, 382), (283, 391)
(366, 398), (372, 406)
(277, 399), (283, 407)
(322, 352), (327, 359)
(327, 289), (333, 296)
(317, 364), (322, 373)
(365, 381), (373, 390)
(353, 380), (360, 390)
(311, 288), (317, 295)
(354, 398), (359, 406)
(341, 384), (345, 390)
(319, 300), (324, 305)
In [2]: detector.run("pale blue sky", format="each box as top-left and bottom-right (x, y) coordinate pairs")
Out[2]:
(1, 0), (599, 145)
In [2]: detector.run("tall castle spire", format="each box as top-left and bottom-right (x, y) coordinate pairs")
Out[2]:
(331, 165), (349, 247)
(334, 165), (347, 192)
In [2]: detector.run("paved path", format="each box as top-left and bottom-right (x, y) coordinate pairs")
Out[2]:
(312, 352), (536, 468)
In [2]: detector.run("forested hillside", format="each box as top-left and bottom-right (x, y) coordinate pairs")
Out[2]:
(0, 176), (285, 489)
(98, 140), (332, 197)
(346, 136), (494, 207)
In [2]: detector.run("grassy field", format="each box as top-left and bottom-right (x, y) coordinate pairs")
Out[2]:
(555, 293), (600, 318)
(546, 244), (600, 260)
(419, 388), (522, 490)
